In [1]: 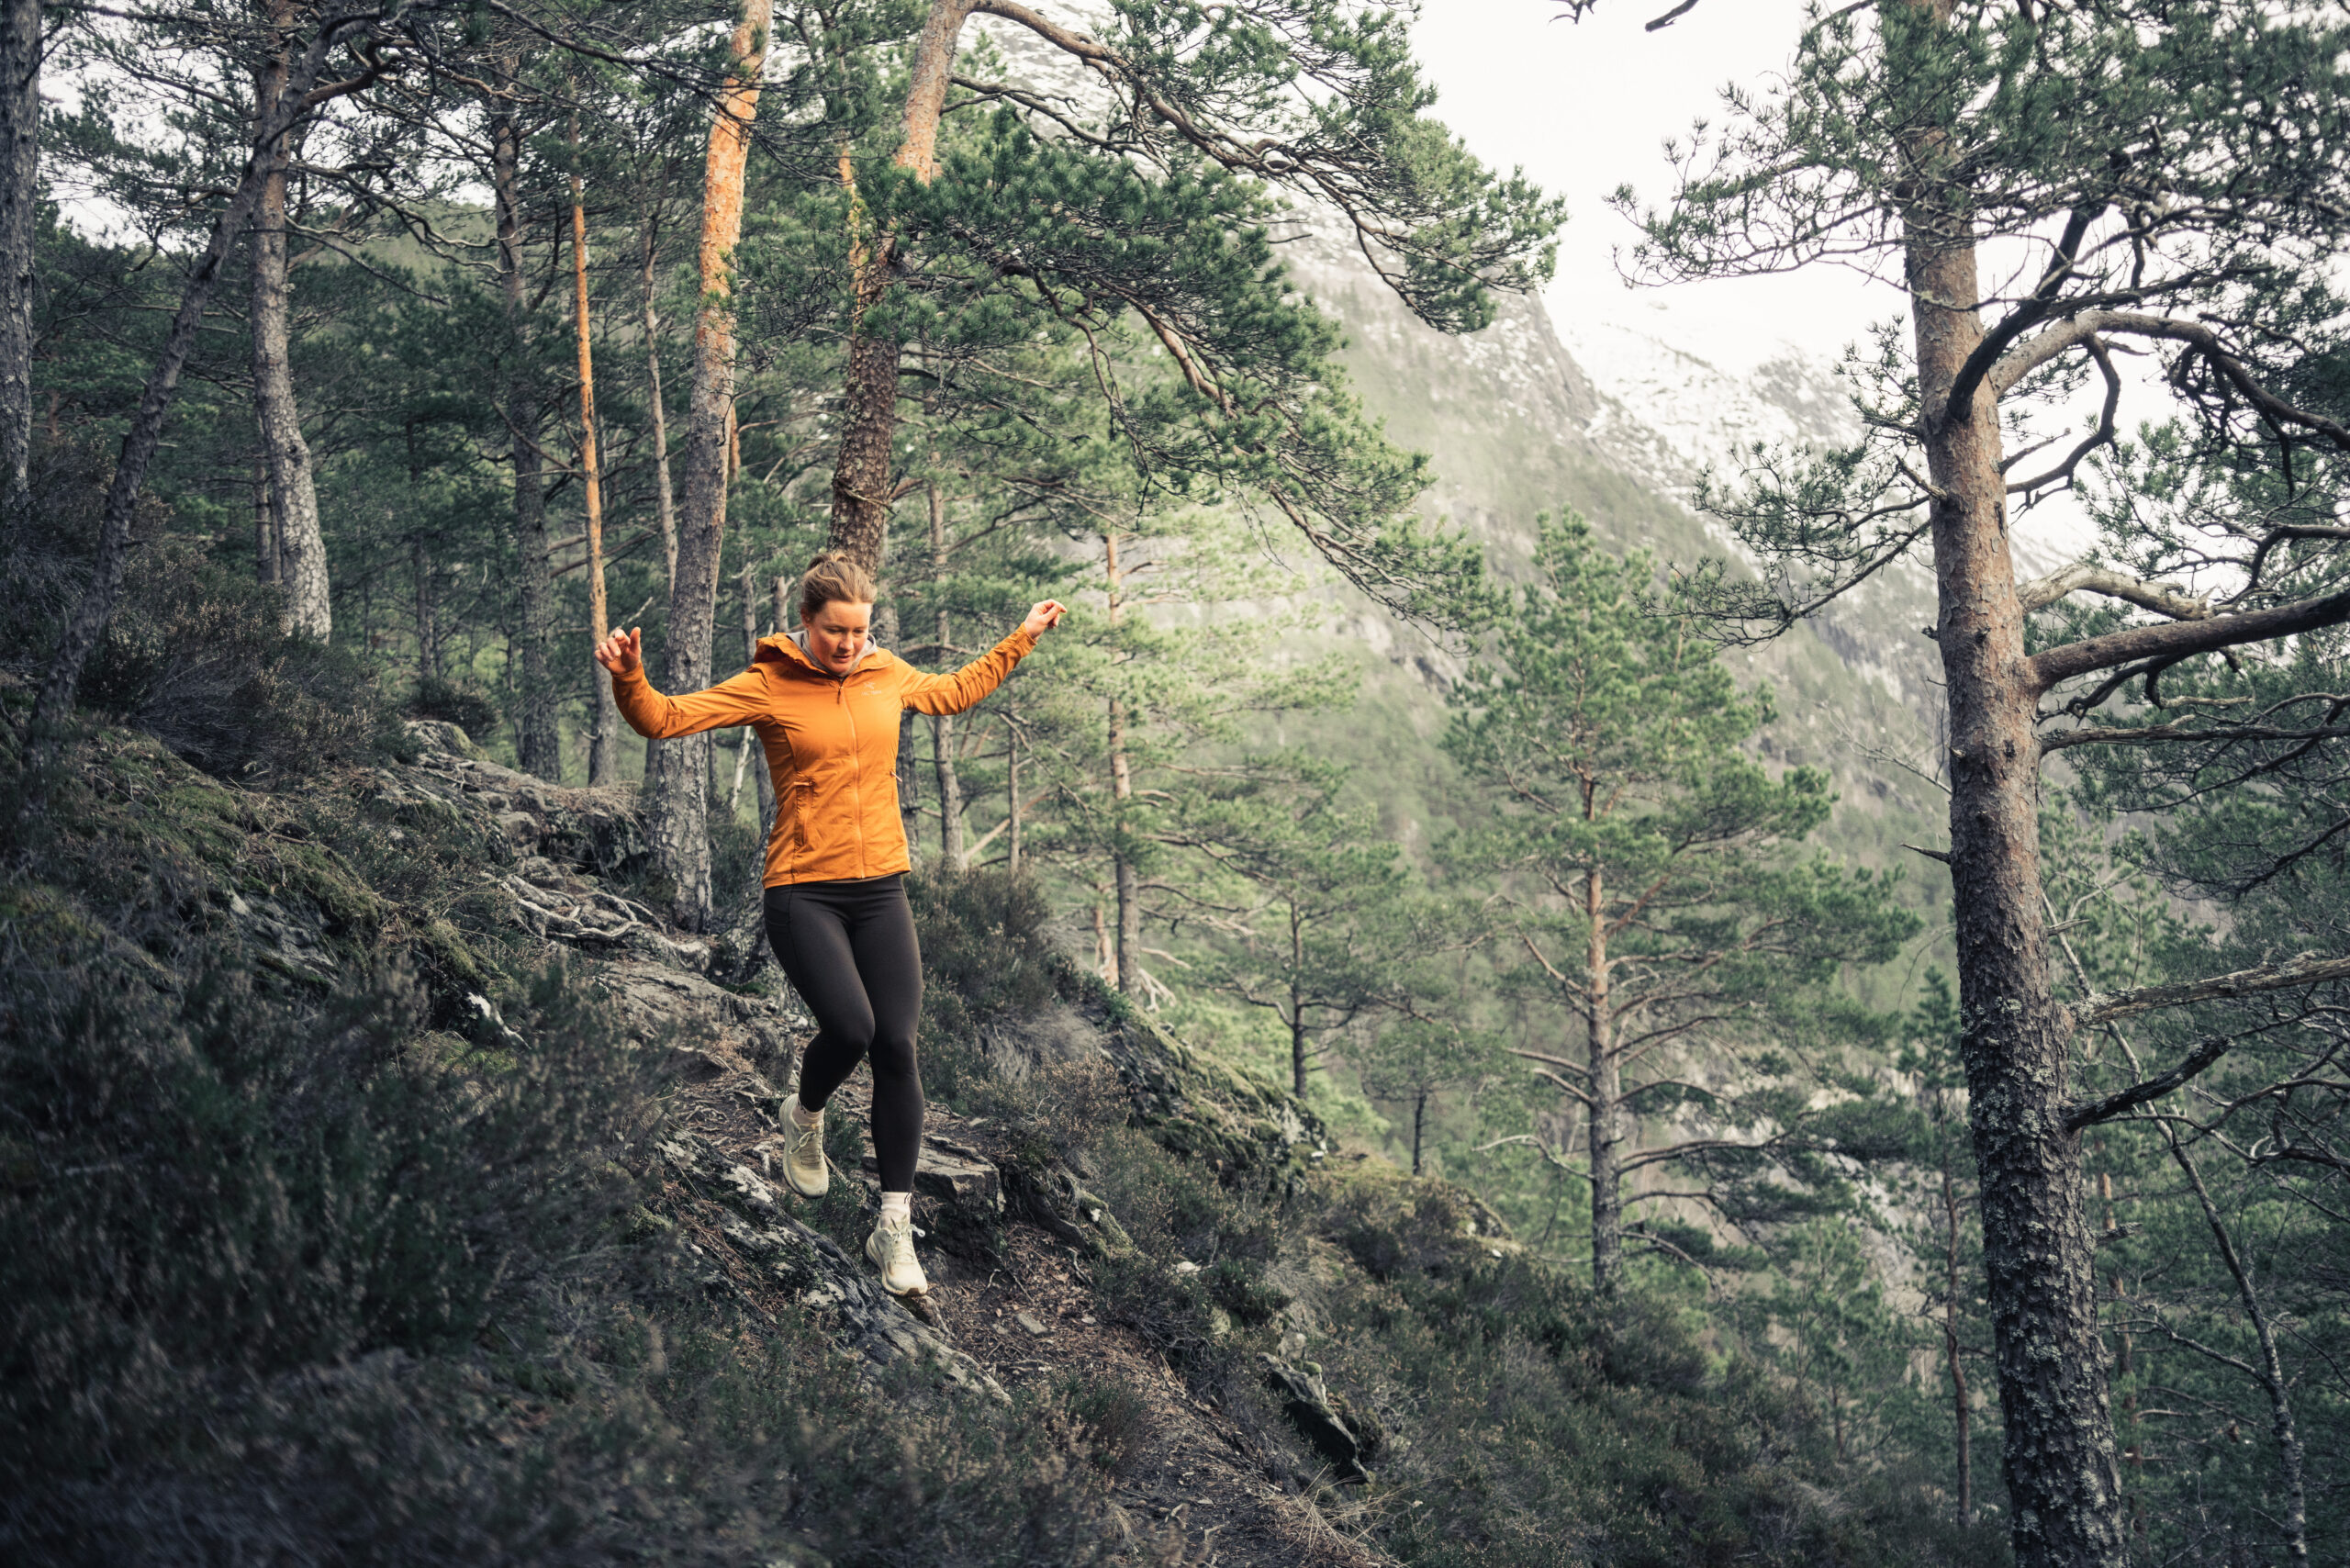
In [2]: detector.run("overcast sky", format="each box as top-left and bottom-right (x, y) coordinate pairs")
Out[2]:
(1411, 0), (1904, 360)
(1409, 0), (2117, 563)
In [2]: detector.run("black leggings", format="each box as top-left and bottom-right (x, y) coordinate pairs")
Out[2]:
(765, 874), (924, 1192)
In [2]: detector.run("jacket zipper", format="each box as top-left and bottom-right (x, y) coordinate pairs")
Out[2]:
(837, 662), (863, 877)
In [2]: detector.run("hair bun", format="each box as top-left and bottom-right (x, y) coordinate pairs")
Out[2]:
(799, 552), (879, 623)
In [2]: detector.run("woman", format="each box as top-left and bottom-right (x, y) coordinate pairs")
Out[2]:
(596, 553), (1065, 1295)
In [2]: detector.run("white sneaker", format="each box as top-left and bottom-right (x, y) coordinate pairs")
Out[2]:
(780, 1106), (829, 1199)
(866, 1215), (929, 1296)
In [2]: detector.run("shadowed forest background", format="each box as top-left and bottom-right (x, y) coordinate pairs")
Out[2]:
(4, 1), (2348, 1565)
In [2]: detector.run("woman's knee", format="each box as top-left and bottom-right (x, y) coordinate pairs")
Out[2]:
(866, 1025), (920, 1082)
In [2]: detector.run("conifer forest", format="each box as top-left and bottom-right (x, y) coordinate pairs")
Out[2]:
(6, 0), (2350, 1564)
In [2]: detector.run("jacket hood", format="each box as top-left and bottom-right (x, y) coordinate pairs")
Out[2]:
(760, 628), (888, 677)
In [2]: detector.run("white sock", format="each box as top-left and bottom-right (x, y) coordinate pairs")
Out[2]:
(790, 1097), (821, 1130)
(879, 1191), (912, 1226)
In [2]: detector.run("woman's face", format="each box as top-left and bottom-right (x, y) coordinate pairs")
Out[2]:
(806, 600), (874, 674)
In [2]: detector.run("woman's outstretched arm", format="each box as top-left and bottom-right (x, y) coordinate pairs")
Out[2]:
(596, 626), (767, 738)
(901, 601), (1066, 717)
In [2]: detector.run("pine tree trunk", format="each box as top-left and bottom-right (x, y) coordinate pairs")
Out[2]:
(1944, 1164), (1972, 1526)
(570, 122), (621, 785)
(1291, 910), (1308, 1094)
(641, 214), (677, 590)
(1005, 719), (1022, 872)
(1903, 185), (2123, 1568)
(827, 0), (975, 574)
(1410, 1092), (1426, 1177)
(27, 12), (354, 766)
(742, 559), (773, 823)
(1104, 531), (1138, 991)
(251, 0), (329, 641)
(491, 82), (560, 780)
(412, 534), (438, 681)
(640, 216), (677, 790)
(0, 0), (38, 503)
(899, 707), (922, 868)
(649, 0), (769, 930)
(929, 482), (965, 865)
(253, 456), (276, 584)
(1585, 865), (1622, 1295)
(2166, 1135), (2308, 1564)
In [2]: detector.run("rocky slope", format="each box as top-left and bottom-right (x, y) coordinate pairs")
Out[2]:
(383, 720), (1405, 1564)
(4, 677), (1949, 1567)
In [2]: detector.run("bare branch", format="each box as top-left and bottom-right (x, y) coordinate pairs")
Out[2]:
(2031, 585), (2350, 691)
(2064, 1036), (2233, 1132)
(2041, 721), (2350, 755)
(2076, 953), (2350, 1027)
(2018, 562), (2210, 621)
(1990, 311), (2350, 453)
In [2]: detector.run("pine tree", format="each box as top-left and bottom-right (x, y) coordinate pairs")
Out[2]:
(803, 0), (1559, 621)
(1163, 756), (1417, 1095)
(1561, 3), (2350, 1557)
(1445, 514), (1913, 1295)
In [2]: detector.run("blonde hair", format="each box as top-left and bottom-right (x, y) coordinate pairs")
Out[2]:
(799, 552), (878, 624)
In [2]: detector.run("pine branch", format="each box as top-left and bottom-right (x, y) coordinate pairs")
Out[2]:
(2076, 953), (2350, 1026)
(2019, 564), (2210, 621)
(2031, 587), (2350, 691)
(2064, 1036), (2234, 1132)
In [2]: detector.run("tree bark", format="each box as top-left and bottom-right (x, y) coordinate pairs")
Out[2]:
(1104, 530), (1139, 992)
(928, 482), (965, 865)
(647, 0), (769, 930)
(640, 212), (677, 590)
(28, 9), (359, 765)
(490, 75), (560, 780)
(1944, 1164), (1973, 1526)
(1005, 717), (1022, 872)
(252, 455), (277, 585)
(570, 118), (621, 785)
(826, 0), (975, 574)
(1902, 157), (2124, 1565)
(0, 0), (38, 504)
(1585, 862), (1622, 1296)
(741, 558), (772, 822)
(412, 534), (438, 681)
(1290, 914), (1308, 1094)
(250, 0), (330, 641)
(2165, 1133), (2309, 1565)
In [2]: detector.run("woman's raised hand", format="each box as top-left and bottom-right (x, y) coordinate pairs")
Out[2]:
(594, 625), (643, 677)
(1020, 600), (1068, 639)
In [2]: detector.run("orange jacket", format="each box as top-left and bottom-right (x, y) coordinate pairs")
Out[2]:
(610, 627), (1036, 886)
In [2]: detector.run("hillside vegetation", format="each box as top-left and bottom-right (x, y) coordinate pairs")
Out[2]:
(0, 561), (1984, 1566)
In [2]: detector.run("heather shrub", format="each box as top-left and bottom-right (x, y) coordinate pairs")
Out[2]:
(907, 863), (1069, 1104)
(408, 672), (499, 741)
(0, 957), (651, 1484)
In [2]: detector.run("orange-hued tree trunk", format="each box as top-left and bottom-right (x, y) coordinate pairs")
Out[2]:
(644, 0), (771, 929)
(826, 0), (975, 577)
(571, 118), (621, 785)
